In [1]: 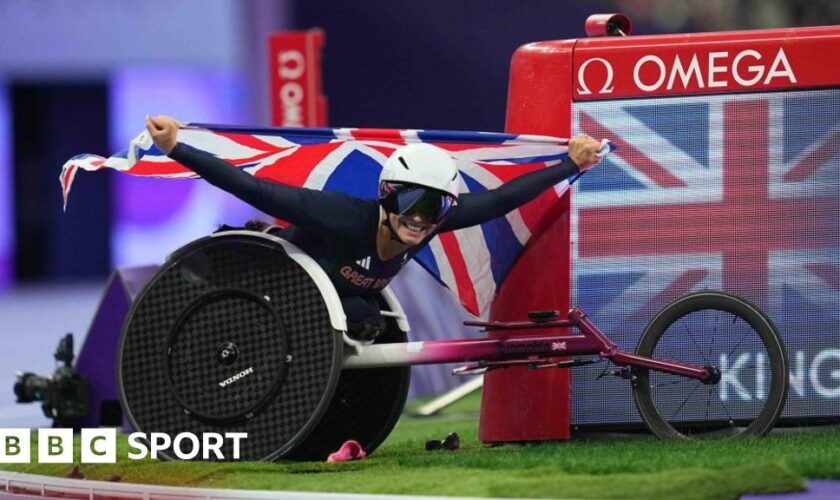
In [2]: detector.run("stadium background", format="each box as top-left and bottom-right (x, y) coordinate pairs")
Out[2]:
(0, 0), (837, 429)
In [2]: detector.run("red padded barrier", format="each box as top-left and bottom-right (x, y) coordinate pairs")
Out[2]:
(480, 41), (576, 442)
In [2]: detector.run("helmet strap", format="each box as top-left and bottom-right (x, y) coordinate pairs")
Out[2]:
(382, 214), (408, 244)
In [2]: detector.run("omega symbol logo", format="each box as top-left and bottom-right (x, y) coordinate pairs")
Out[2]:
(577, 58), (615, 95)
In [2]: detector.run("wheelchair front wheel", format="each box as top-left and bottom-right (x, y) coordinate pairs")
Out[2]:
(632, 290), (788, 439)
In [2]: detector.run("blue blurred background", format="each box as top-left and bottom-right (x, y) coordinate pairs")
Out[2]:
(0, 0), (836, 427)
(2, 0), (836, 285)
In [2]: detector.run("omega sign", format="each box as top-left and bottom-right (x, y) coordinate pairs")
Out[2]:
(577, 47), (797, 96)
(270, 30), (325, 128)
(277, 50), (306, 127)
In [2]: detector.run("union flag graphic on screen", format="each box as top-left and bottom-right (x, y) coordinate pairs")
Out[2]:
(572, 88), (839, 424)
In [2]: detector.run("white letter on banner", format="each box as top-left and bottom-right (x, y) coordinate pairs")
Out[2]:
(634, 55), (667, 92)
(810, 349), (840, 398)
(281, 82), (304, 126)
(755, 351), (766, 401)
(227, 433), (248, 460)
(127, 433), (148, 460)
(149, 433), (171, 460)
(667, 54), (704, 90)
(764, 48), (797, 84)
(732, 49), (764, 86)
(81, 428), (116, 464)
(707, 52), (729, 88)
(38, 429), (73, 463)
(173, 433), (200, 460)
(0, 429), (30, 463)
(789, 351), (805, 397)
(278, 50), (305, 80)
(203, 433), (225, 460)
(720, 352), (752, 401)
(576, 58), (615, 95)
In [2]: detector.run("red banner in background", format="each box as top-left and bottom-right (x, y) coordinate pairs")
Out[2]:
(269, 29), (327, 127)
(573, 26), (840, 100)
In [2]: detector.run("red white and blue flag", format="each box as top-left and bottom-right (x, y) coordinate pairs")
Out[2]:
(572, 89), (839, 422)
(61, 124), (613, 317)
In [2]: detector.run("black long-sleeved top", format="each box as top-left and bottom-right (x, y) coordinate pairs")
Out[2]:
(169, 143), (579, 299)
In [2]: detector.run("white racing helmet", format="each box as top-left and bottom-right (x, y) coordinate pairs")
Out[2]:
(378, 143), (461, 225)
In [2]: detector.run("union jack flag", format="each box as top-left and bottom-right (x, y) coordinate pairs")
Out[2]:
(572, 88), (840, 423)
(61, 124), (613, 317)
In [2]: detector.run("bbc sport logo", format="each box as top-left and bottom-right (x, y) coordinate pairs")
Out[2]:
(0, 429), (247, 463)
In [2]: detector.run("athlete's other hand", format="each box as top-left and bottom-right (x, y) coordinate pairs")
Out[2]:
(145, 115), (180, 155)
(568, 134), (602, 172)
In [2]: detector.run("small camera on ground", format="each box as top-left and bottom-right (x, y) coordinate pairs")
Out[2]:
(13, 333), (90, 427)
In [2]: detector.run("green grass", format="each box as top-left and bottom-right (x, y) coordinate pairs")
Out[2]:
(3, 394), (838, 499)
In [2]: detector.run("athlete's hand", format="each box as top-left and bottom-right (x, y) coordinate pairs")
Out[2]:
(568, 134), (602, 172)
(145, 115), (181, 155)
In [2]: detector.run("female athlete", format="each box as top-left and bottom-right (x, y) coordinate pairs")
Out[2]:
(146, 115), (602, 339)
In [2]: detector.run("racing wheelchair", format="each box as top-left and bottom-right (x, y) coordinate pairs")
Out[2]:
(118, 230), (789, 461)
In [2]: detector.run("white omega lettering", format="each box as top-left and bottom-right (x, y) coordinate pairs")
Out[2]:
(278, 50), (305, 80)
(666, 54), (704, 90)
(280, 83), (304, 126)
(281, 82), (303, 104)
(632, 47), (796, 95)
(634, 55), (667, 92)
(764, 47), (797, 84)
(576, 58), (614, 95)
(732, 49), (764, 86)
(707, 51), (729, 88)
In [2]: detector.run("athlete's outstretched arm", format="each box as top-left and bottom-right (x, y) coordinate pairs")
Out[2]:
(439, 135), (602, 231)
(439, 158), (580, 231)
(148, 116), (370, 238)
(169, 143), (333, 221)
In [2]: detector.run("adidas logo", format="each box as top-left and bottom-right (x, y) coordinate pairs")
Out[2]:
(355, 256), (371, 270)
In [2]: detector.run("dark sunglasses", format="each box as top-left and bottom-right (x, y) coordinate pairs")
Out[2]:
(379, 182), (457, 225)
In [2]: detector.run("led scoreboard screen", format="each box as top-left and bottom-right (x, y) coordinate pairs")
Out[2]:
(568, 26), (840, 426)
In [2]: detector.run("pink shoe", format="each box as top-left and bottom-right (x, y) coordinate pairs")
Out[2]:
(327, 440), (366, 463)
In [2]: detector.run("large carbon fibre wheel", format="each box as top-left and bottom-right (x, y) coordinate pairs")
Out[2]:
(118, 231), (343, 461)
(632, 290), (788, 439)
(287, 309), (410, 461)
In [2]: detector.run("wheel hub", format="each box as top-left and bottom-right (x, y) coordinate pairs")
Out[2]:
(702, 364), (722, 385)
